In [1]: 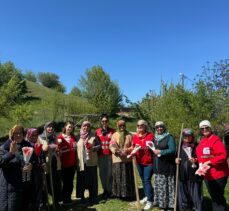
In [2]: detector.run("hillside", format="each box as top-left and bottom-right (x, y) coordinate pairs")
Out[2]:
(0, 81), (96, 137)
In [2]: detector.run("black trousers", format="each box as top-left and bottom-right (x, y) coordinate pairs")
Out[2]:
(61, 166), (76, 203)
(205, 176), (228, 211)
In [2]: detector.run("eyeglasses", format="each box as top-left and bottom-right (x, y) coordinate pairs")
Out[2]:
(155, 125), (164, 129)
(137, 124), (144, 127)
(200, 127), (210, 131)
(101, 120), (108, 123)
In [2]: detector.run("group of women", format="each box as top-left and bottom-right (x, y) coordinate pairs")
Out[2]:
(0, 117), (228, 211)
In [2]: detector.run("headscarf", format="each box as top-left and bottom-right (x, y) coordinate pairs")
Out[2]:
(80, 121), (91, 142)
(182, 128), (195, 149)
(39, 121), (56, 144)
(26, 128), (38, 142)
(155, 121), (169, 142)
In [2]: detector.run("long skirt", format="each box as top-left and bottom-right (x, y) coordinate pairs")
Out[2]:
(76, 166), (98, 199)
(178, 180), (203, 211)
(154, 174), (175, 209)
(112, 162), (135, 199)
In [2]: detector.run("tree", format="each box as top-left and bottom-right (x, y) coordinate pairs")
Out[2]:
(37, 72), (66, 93)
(69, 86), (82, 97)
(79, 65), (122, 114)
(0, 61), (27, 117)
(24, 71), (37, 82)
(197, 59), (229, 97)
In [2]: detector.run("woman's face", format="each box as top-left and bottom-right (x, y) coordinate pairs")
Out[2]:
(183, 135), (193, 142)
(137, 124), (146, 134)
(29, 133), (39, 143)
(46, 126), (54, 134)
(101, 117), (109, 128)
(12, 129), (24, 143)
(65, 123), (74, 134)
(155, 125), (164, 135)
(82, 124), (90, 133)
(200, 126), (212, 137)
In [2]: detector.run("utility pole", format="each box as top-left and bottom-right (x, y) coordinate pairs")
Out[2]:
(179, 73), (185, 88)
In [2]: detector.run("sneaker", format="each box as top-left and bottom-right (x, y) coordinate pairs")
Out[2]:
(140, 196), (148, 204)
(144, 201), (153, 210)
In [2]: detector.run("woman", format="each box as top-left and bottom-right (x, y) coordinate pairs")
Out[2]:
(153, 121), (176, 211)
(26, 128), (46, 211)
(196, 120), (229, 211)
(109, 119), (135, 199)
(0, 125), (34, 211)
(175, 128), (202, 211)
(39, 121), (62, 204)
(57, 121), (77, 205)
(96, 114), (115, 199)
(76, 121), (101, 204)
(132, 120), (154, 210)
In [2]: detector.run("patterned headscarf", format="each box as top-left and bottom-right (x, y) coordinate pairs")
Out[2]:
(80, 121), (91, 141)
(26, 128), (38, 143)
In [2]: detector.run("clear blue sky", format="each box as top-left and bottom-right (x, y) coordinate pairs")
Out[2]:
(0, 0), (228, 102)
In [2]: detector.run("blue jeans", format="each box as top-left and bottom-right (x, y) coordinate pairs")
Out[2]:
(137, 164), (154, 202)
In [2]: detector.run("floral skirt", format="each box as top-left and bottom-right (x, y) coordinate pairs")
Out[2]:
(154, 173), (175, 209)
(112, 162), (135, 199)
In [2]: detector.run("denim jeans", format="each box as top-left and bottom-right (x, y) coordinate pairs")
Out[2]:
(137, 164), (154, 202)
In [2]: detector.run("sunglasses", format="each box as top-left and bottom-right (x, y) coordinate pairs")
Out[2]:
(155, 125), (164, 129)
(137, 124), (144, 127)
(200, 126), (210, 131)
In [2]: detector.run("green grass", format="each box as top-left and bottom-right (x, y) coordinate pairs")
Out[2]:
(52, 171), (229, 211)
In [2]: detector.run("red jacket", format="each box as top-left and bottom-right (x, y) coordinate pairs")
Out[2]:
(57, 134), (77, 169)
(132, 132), (154, 165)
(96, 127), (115, 156)
(196, 134), (229, 180)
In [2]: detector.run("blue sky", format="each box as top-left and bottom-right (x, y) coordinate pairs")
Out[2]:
(0, 0), (228, 102)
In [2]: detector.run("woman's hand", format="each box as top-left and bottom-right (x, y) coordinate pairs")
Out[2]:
(153, 149), (161, 156)
(10, 141), (17, 154)
(23, 163), (33, 172)
(175, 158), (181, 164)
(189, 157), (197, 163)
(204, 160), (211, 166)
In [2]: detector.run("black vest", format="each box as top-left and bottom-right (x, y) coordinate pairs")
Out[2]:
(153, 135), (176, 176)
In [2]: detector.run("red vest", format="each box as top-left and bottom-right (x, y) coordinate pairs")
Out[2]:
(96, 127), (115, 156)
(196, 134), (229, 180)
(57, 134), (77, 169)
(132, 132), (154, 165)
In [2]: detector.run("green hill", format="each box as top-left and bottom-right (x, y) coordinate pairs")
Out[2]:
(0, 80), (96, 137)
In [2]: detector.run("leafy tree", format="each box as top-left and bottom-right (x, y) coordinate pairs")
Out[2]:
(197, 59), (229, 97)
(38, 72), (66, 93)
(24, 71), (37, 82)
(135, 59), (229, 138)
(0, 61), (25, 86)
(9, 103), (33, 125)
(79, 65), (122, 114)
(69, 86), (82, 97)
(0, 62), (27, 117)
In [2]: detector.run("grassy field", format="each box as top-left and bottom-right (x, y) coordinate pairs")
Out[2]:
(53, 171), (229, 211)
